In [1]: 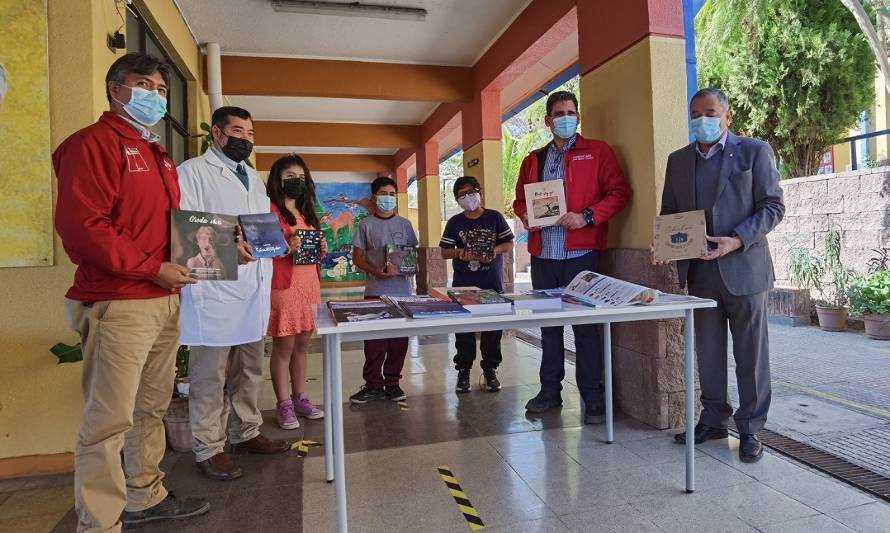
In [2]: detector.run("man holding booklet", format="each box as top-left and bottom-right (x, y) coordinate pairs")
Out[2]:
(656, 88), (784, 462)
(440, 176), (514, 393)
(513, 90), (632, 424)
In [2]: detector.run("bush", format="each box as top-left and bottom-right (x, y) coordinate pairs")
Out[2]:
(849, 270), (890, 316)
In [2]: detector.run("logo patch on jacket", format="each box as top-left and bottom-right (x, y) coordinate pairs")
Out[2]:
(124, 146), (150, 173)
(572, 154), (594, 161)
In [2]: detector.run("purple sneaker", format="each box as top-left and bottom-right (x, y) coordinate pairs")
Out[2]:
(293, 393), (324, 419)
(276, 399), (300, 430)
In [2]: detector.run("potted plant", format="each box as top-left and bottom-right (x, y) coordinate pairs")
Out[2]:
(848, 270), (890, 340)
(163, 345), (194, 452)
(788, 227), (853, 331)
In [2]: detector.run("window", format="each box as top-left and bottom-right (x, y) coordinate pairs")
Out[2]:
(126, 6), (189, 164)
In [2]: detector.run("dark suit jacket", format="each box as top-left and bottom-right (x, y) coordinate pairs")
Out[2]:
(660, 132), (785, 296)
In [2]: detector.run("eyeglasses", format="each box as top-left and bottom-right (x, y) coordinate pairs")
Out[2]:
(456, 189), (480, 200)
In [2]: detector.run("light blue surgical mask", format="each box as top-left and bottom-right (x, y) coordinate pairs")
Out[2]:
(690, 116), (723, 144)
(376, 195), (397, 213)
(552, 115), (578, 140)
(116, 84), (167, 126)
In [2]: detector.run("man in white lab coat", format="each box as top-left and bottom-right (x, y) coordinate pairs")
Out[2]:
(177, 106), (290, 481)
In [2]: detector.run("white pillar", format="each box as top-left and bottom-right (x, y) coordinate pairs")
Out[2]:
(206, 42), (223, 111)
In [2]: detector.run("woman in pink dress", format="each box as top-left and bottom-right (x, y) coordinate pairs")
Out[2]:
(266, 154), (326, 429)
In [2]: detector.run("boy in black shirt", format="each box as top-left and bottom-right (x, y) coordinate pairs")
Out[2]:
(439, 176), (514, 393)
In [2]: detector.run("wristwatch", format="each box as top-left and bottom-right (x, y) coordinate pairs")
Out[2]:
(581, 208), (595, 226)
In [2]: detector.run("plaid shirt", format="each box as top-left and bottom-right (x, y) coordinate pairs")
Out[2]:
(539, 135), (593, 260)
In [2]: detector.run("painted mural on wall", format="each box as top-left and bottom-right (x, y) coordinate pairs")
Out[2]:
(315, 182), (372, 284)
(0, 0), (52, 267)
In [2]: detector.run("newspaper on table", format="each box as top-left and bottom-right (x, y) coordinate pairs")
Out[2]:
(563, 270), (658, 307)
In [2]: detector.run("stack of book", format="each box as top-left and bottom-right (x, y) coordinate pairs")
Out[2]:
(326, 299), (406, 323)
(383, 295), (470, 319)
(443, 288), (513, 315)
(507, 289), (564, 311)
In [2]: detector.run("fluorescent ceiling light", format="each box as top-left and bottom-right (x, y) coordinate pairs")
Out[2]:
(271, 1), (427, 21)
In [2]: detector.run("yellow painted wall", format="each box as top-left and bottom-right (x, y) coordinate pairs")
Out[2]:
(830, 70), (889, 172)
(462, 140), (504, 212)
(417, 175), (442, 247)
(0, 0), (204, 462)
(579, 36), (688, 249)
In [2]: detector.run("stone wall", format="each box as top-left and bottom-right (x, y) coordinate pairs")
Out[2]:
(770, 167), (890, 285)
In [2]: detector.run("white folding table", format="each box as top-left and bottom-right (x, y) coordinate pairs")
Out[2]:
(315, 296), (717, 533)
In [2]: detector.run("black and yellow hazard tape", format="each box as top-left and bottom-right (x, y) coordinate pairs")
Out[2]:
(397, 401), (409, 411)
(437, 465), (485, 531)
(291, 439), (322, 457)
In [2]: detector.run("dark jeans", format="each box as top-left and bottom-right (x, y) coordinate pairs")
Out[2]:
(454, 331), (503, 371)
(530, 251), (603, 403)
(362, 296), (409, 389)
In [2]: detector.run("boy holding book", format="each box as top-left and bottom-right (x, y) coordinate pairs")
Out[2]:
(440, 176), (514, 393)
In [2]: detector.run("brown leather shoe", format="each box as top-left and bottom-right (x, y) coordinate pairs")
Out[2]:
(197, 452), (242, 481)
(229, 434), (291, 455)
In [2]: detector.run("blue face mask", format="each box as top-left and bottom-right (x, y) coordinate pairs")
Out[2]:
(552, 115), (578, 139)
(116, 84), (167, 126)
(376, 195), (397, 213)
(691, 116), (723, 144)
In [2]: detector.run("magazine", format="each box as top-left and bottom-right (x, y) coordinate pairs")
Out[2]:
(292, 229), (324, 265)
(524, 179), (567, 227)
(385, 244), (417, 275)
(237, 213), (288, 259)
(383, 295), (470, 319)
(326, 299), (407, 323)
(171, 209), (238, 280)
(465, 228), (495, 259)
(563, 271), (658, 307)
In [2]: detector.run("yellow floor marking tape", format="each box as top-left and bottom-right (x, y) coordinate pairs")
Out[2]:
(775, 380), (890, 419)
(398, 401), (409, 411)
(291, 439), (321, 457)
(437, 465), (485, 531)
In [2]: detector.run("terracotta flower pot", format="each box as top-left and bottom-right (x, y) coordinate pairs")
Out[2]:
(163, 396), (193, 452)
(815, 305), (848, 332)
(863, 314), (890, 341)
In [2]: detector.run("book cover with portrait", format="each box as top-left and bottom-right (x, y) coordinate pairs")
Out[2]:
(171, 209), (238, 280)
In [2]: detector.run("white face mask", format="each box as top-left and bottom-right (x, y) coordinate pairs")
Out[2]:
(457, 192), (481, 212)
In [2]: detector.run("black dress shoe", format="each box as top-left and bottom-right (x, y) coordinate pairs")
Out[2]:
(739, 433), (763, 463)
(525, 391), (562, 413)
(674, 422), (728, 444)
(584, 400), (605, 425)
(121, 492), (210, 529)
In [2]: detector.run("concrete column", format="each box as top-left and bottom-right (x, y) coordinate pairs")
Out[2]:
(416, 142), (446, 293)
(577, 0), (694, 429)
(206, 42), (223, 112)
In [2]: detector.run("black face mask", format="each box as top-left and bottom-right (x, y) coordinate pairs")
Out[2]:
(221, 136), (254, 162)
(282, 178), (307, 199)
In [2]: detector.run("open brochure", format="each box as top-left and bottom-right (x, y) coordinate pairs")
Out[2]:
(563, 271), (658, 307)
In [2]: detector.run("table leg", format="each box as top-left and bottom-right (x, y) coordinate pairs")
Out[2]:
(330, 333), (348, 533)
(323, 335), (334, 483)
(684, 309), (696, 493)
(603, 322), (613, 444)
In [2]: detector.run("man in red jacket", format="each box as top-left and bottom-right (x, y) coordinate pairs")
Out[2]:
(513, 91), (632, 423)
(54, 53), (209, 532)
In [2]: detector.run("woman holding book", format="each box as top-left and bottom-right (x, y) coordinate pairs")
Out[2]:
(266, 154), (327, 429)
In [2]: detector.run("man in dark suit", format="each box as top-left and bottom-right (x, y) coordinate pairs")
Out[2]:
(658, 88), (785, 462)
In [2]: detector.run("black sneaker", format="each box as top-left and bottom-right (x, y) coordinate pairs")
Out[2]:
(483, 369), (501, 392)
(525, 391), (562, 413)
(456, 369), (471, 393)
(384, 385), (406, 401)
(349, 386), (385, 404)
(121, 492), (210, 529)
(584, 400), (605, 425)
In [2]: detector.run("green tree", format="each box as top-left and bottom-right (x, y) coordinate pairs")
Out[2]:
(696, 0), (875, 177)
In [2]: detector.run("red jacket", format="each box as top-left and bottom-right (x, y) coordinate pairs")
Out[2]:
(270, 203), (322, 290)
(512, 134), (632, 256)
(53, 112), (180, 301)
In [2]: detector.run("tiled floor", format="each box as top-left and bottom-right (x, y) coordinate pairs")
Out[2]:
(5, 334), (890, 532)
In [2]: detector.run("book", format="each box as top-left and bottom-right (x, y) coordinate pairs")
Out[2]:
(507, 290), (565, 311)
(170, 209), (238, 280)
(383, 295), (470, 319)
(446, 288), (513, 315)
(237, 213), (288, 259)
(385, 244), (417, 275)
(465, 228), (496, 259)
(429, 286), (480, 301)
(292, 229), (324, 265)
(524, 179), (567, 227)
(563, 271), (658, 307)
(652, 210), (708, 262)
(326, 299), (407, 323)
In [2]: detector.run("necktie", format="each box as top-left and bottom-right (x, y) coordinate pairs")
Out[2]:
(235, 164), (249, 191)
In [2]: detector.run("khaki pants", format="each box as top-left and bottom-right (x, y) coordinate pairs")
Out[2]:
(188, 342), (264, 462)
(65, 296), (180, 533)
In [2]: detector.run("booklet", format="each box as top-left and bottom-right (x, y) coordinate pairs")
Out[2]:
(237, 213), (288, 259)
(465, 228), (496, 259)
(326, 299), (407, 323)
(171, 209), (238, 280)
(652, 210), (707, 262)
(524, 179), (567, 227)
(385, 244), (418, 275)
(292, 229), (324, 265)
(563, 271), (658, 307)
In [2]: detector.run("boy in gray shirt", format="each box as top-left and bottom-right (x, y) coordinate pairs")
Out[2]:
(349, 176), (418, 404)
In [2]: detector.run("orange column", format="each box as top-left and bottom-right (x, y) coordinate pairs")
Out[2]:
(416, 142), (445, 293)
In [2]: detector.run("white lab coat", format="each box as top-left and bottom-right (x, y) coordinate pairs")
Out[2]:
(176, 149), (273, 346)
